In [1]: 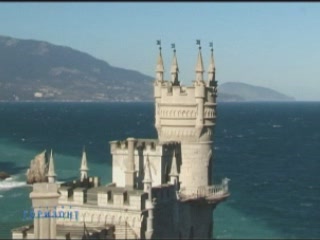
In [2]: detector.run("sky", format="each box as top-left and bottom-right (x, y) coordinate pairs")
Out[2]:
(0, 2), (319, 101)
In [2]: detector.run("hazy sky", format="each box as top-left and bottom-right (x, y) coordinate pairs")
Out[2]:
(0, 2), (319, 100)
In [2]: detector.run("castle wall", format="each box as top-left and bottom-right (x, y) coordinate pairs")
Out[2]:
(179, 142), (212, 194)
(110, 139), (175, 188)
(151, 185), (176, 239)
(56, 205), (144, 238)
(178, 203), (214, 239)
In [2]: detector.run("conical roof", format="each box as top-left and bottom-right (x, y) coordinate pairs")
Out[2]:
(169, 150), (178, 177)
(208, 48), (215, 73)
(156, 49), (164, 73)
(143, 155), (152, 183)
(80, 147), (89, 171)
(195, 47), (205, 82)
(47, 149), (56, 181)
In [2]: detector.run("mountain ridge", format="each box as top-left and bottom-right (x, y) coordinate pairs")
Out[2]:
(218, 82), (295, 102)
(0, 35), (294, 102)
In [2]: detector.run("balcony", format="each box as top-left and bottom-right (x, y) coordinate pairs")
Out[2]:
(178, 178), (230, 204)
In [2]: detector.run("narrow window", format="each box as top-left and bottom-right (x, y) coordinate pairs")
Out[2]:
(107, 191), (113, 203)
(123, 191), (129, 205)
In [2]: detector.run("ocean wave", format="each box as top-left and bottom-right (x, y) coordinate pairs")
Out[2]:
(0, 175), (27, 190)
(0, 195), (3, 198)
(300, 202), (313, 207)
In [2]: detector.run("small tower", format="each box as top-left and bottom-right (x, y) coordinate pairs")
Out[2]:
(170, 43), (180, 86)
(195, 39), (205, 83)
(80, 146), (89, 181)
(125, 138), (136, 189)
(155, 40), (164, 83)
(30, 183), (60, 239)
(47, 149), (56, 183)
(207, 42), (217, 87)
(143, 155), (154, 240)
(154, 41), (165, 131)
(169, 150), (179, 187)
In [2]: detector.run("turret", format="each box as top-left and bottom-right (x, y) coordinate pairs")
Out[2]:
(155, 40), (164, 83)
(208, 42), (217, 87)
(80, 147), (89, 181)
(170, 44), (180, 86)
(195, 40), (205, 83)
(30, 182), (60, 239)
(169, 150), (179, 187)
(143, 155), (152, 192)
(125, 138), (136, 189)
(143, 155), (154, 240)
(47, 149), (56, 183)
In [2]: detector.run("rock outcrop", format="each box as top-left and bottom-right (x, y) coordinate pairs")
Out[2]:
(0, 171), (10, 180)
(26, 150), (48, 184)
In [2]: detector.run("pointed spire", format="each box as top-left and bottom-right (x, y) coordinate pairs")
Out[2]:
(155, 40), (164, 82)
(47, 149), (56, 183)
(195, 39), (205, 83)
(80, 146), (89, 181)
(208, 42), (216, 86)
(143, 155), (152, 184)
(169, 150), (178, 177)
(170, 43), (180, 86)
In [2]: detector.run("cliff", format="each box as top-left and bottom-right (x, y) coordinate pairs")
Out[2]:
(26, 150), (48, 184)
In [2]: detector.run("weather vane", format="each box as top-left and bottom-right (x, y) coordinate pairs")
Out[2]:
(156, 40), (161, 51)
(196, 39), (201, 50)
(171, 43), (176, 52)
(209, 42), (213, 52)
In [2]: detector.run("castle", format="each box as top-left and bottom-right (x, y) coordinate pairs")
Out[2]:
(11, 41), (230, 239)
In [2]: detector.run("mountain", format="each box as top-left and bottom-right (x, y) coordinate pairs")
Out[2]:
(218, 82), (295, 102)
(0, 35), (153, 102)
(0, 35), (295, 102)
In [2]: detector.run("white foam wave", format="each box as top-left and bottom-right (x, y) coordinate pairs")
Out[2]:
(0, 176), (27, 190)
(0, 181), (27, 190)
(0, 195), (3, 198)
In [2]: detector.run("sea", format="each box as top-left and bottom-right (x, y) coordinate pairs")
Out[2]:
(0, 101), (319, 239)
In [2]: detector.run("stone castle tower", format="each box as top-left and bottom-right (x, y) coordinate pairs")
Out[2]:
(154, 41), (217, 194)
(12, 41), (229, 239)
(152, 41), (226, 238)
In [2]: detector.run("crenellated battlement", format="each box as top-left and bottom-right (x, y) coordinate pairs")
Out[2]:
(58, 176), (100, 204)
(155, 81), (217, 104)
(110, 139), (161, 154)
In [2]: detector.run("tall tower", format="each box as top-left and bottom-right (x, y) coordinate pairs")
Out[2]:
(153, 40), (222, 238)
(154, 41), (217, 194)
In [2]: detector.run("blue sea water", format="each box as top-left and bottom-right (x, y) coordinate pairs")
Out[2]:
(0, 101), (319, 239)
